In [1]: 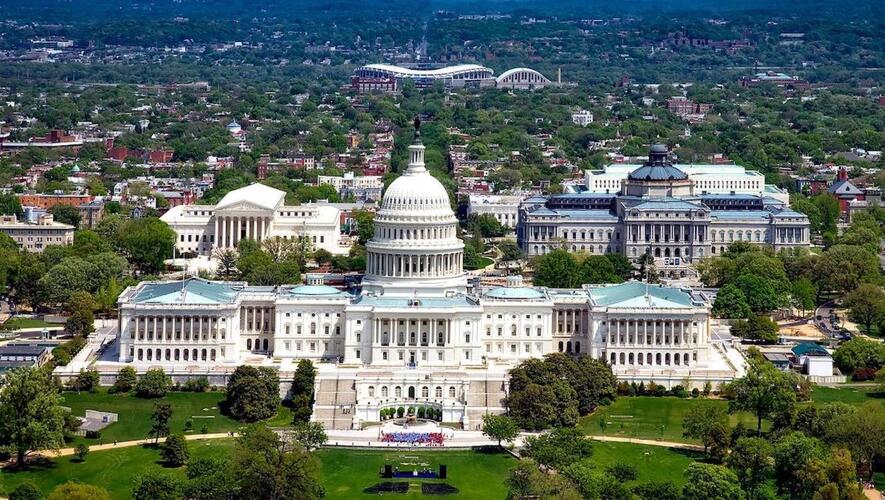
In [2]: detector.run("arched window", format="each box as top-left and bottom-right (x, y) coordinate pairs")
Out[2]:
(435, 386), (442, 398)
(421, 386), (429, 398)
(368, 386), (375, 397)
(246, 338), (252, 350)
(381, 386), (388, 397)
(448, 386), (456, 398)
(394, 386), (402, 398)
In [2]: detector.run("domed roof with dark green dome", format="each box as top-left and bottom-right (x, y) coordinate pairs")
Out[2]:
(627, 144), (687, 181)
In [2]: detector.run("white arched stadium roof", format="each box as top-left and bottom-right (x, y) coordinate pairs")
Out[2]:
(495, 67), (550, 83)
(356, 63), (493, 78)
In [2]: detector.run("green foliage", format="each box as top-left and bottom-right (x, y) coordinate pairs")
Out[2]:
(0, 367), (67, 468)
(115, 217), (175, 274)
(8, 481), (43, 500)
(225, 365), (280, 422)
(481, 414), (519, 447)
(506, 460), (582, 500)
(49, 205), (81, 227)
(149, 402), (173, 443)
(533, 249), (623, 288)
(632, 481), (681, 500)
(466, 214), (507, 237)
(523, 427), (594, 471)
(111, 366), (137, 393)
(712, 283), (752, 319)
(0, 193), (24, 217)
(833, 337), (885, 377)
(726, 436), (774, 496)
(136, 368), (171, 398)
(727, 361), (800, 435)
(844, 283), (885, 333)
(506, 354), (617, 430)
(162, 433), (190, 466)
(46, 483), (111, 500)
(64, 290), (96, 337)
(233, 424), (324, 500)
(74, 443), (90, 462)
(682, 404), (729, 458)
(772, 432), (829, 499)
(291, 421), (327, 450)
(290, 359), (316, 424)
(682, 463), (743, 500)
(132, 471), (183, 500)
(562, 460), (631, 500)
(70, 369), (100, 393)
(730, 315), (779, 343)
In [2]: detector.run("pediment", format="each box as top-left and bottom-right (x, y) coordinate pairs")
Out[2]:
(215, 199), (275, 213)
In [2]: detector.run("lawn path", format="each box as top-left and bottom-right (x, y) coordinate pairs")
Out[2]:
(41, 430), (702, 460)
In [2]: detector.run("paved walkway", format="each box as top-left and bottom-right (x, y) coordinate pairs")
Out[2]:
(41, 429), (702, 459)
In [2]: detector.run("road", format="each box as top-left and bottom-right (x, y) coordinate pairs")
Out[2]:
(814, 300), (838, 337)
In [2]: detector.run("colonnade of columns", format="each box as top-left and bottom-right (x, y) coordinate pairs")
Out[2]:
(367, 251), (463, 278)
(629, 223), (706, 243)
(606, 318), (701, 346)
(373, 318), (453, 347)
(214, 215), (272, 249)
(554, 308), (588, 335)
(131, 315), (221, 342)
(240, 306), (274, 333)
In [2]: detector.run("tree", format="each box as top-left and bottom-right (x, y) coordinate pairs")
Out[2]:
(290, 359), (316, 424)
(150, 402), (173, 444)
(682, 404), (730, 457)
(291, 421), (327, 451)
(713, 284), (752, 319)
(482, 414), (519, 448)
(0, 192), (23, 217)
(579, 255), (622, 284)
(136, 368), (171, 398)
(731, 315), (779, 343)
(0, 367), (66, 468)
(47, 483), (111, 500)
(833, 338), (885, 377)
(213, 248), (239, 279)
(184, 457), (238, 500)
(64, 290), (96, 337)
(532, 249), (581, 288)
(523, 427), (593, 471)
(773, 432), (828, 499)
(735, 274), (780, 314)
(816, 245), (879, 296)
(116, 217), (175, 273)
(9, 481), (43, 500)
(825, 403), (885, 481)
(632, 481), (681, 500)
(112, 366), (137, 393)
(506, 460), (582, 500)
(727, 437), (774, 498)
(682, 463), (744, 500)
(233, 424), (324, 500)
(94, 276), (123, 316)
(844, 283), (885, 334)
(467, 214), (507, 237)
(791, 278), (817, 317)
(132, 471), (184, 500)
(225, 365), (280, 422)
(71, 369), (99, 393)
(728, 361), (798, 435)
(50, 205), (81, 227)
(75, 442), (90, 462)
(498, 240), (523, 262)
(163, 433), (190, 466)
(562, 460), (631, 500)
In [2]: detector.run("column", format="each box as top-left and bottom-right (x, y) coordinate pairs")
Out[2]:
(236, 217), (242, 247)
(214, 218), (219, 249)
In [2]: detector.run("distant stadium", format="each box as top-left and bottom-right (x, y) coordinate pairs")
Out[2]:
(351, 63), (556, 92)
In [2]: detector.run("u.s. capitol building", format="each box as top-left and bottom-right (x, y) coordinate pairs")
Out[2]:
(113, 135), (741, 430)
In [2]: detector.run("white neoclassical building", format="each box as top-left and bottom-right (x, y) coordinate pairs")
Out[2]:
(161, 183), (350, 256)
(110, 134), (741, 430)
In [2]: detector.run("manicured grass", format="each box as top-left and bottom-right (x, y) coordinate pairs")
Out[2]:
(61, 389), (292, 445)
(0, 439), (235, 499)
(578, 397), (760, 443)
(809, 385), (884, 407)
(590, 441), (703, 487)
(318, 448), (517, 499)
(1, 317), (54, 330)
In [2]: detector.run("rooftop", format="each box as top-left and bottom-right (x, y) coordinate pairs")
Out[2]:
(131, 278), (242, 305)
(589, 281), (701, 309)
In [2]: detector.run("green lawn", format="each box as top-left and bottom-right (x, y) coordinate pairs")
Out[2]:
(809, 385), (883, 407)
(1, 317), (54, 330)
(590, 441), (703, 486)
(0, 439), (235, 499)
(61, 389), (292, 445)
(578, 397), (760, 443)
(319, 448), (516, 499)
(579, 387), (884, 444)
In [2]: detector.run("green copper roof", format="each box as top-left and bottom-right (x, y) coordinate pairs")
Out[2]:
(287, 284), (350, 297)
(484, 287), (546, 300)
(589, 281), (695, 308)
(132, 278), (241, 305)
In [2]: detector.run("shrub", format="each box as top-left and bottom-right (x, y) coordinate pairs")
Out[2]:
(135, 368), (171, 398)
(654, 385), (667, 397)
(852, 367), (878, 381)
(85, 430), (101, 439)
(183, 377), (209, 392)
(8, 481), (43, 500)
(396, 406), (405, 418)
(606, 462), (639, 482)
(184, 419), (193, 431)
(111, 366), (137, 393)
(163, 434), (190, 467)
(75, 443), (90, 462)
(671, 385), (689, 398)
(691, 388), (700, 398)
(417, 406), (426, 418)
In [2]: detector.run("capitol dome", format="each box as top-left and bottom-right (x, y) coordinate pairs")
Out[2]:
(362, 132), (466, 297)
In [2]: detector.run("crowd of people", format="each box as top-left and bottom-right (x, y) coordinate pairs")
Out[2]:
(380, 432), (446, 445)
